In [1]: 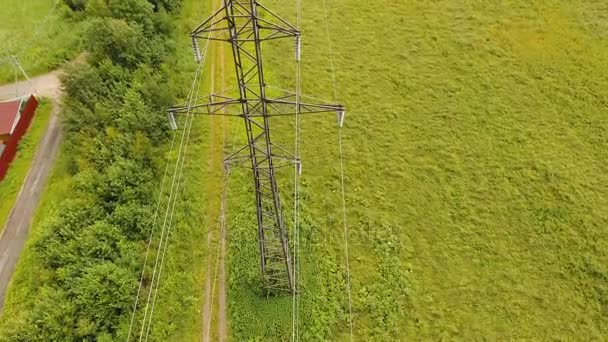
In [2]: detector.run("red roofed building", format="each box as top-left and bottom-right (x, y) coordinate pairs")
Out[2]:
(0, 100), (23, 142)
(0, 95), (39, 181)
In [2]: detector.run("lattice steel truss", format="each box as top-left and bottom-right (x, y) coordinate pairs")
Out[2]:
(170, 0), (344, 294)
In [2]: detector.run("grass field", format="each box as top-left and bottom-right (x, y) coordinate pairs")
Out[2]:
(0, 100), (52, 232)
(0, 0), (82, 84)
(216, 0), (608, 340)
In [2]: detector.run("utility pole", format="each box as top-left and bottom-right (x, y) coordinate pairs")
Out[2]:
(170, 0), (344, 294)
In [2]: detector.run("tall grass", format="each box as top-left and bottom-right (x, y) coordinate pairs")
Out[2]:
(221, 0), (608, 340)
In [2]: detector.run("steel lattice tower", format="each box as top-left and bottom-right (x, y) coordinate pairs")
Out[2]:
(170, 0), (344, 294)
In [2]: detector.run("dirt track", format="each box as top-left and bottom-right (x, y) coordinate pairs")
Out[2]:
(0, 71), (63, 310)
(201, 6), (228, 337)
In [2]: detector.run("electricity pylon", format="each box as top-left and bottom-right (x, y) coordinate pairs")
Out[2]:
(170, 0), (344, 294)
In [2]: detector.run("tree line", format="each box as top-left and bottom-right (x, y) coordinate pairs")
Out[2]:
(2, 0), (183, 340)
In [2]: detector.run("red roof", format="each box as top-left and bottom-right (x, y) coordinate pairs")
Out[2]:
(0, 100), (21, 136)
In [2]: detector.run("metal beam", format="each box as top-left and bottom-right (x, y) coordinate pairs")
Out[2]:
(172, 0), (344, 295)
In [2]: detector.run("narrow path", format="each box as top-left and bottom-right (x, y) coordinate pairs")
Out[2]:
(217, 37), (228, 342)
(201, 2), (228, 338)
(0, 70), (63, 310)
(200, 44), (216, 342)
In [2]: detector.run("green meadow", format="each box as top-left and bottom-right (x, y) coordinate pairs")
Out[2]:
(218, 0), (608, 340)
(0, 0), (82, 83)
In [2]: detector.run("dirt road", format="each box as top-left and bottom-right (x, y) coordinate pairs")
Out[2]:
(201, 4), (228, 338)
(0, 71), (63, 310)
(217, 37), (227, 342)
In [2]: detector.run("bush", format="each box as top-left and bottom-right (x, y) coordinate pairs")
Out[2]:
(84, 18), (149, 69)
(64, 0), (87, 11)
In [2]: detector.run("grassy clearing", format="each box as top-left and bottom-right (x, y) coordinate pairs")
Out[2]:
(0, 99), (52, 232)
(218, 0), (608, 340)
(0, 0), (82, 84)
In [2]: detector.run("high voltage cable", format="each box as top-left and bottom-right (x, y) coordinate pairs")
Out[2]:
(142, 66), (202, 341)
(291, 0), (303, 339)
(321, 0), (354, 340)
(131, 34), (211, 341)
(126, 8), (201, 342)
(126, 99), (185, 342)
(0, 0), (62, 98)
(1, 0), (61, 64)
(135, 63), (202, 341)
(144, 45), (208, 339)
(144, 72), (201, 341)
(16, 0), (61, 58)
(143, 33), (213, 342)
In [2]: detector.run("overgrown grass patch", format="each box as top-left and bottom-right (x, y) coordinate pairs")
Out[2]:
(223, 0), (608, 340)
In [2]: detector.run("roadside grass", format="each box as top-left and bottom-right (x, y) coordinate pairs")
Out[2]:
(0, 99), (52, 233)
(222, 0), (608, 340)
(0, 150), (71, 330)
(0, 0), (82, 84)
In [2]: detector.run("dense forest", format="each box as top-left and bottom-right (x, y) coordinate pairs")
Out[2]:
(1, 0), (183, 339)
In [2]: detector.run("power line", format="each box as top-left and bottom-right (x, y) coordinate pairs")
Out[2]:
(142, 32), (213, 341)
(132, 37), (209, 340)
(0, 0), (61, 98)
(126, 100), (185, 342)
(136, 65), (201, 340)
(144, 74), (201, 341)
(291, 0), (302, 337)
(321, 0), (354, 340)
(1, 0), (61, 64)
(15, 0), (62, 59)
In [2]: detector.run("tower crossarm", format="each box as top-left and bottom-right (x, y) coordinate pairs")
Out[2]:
(169, 94), (343, 117)
(191, 0), (299, 42)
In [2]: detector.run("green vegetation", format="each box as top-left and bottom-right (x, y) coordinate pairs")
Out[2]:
(0, 0), (83, 84)
(0, 100), (52, 232)
(1, 0), (607, 340)
(0, 0), (187, 340)
(126, 0), (219, 339)
(222, 0), (608, 340)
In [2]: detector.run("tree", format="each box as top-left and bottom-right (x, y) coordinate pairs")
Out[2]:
(147, 0), (182, 13)
(63, 0), (87, 11)
(73, 263), (137, 338)
(107, 0), (156, 35)
(84, 18), (149, 69)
